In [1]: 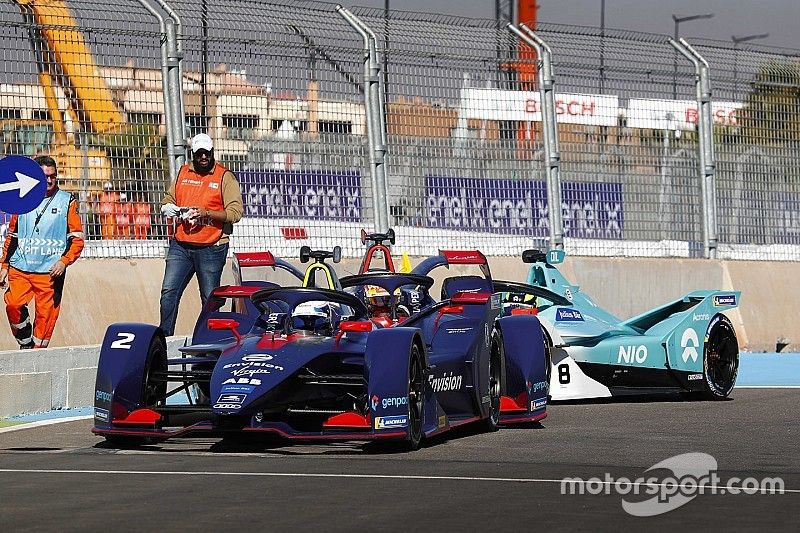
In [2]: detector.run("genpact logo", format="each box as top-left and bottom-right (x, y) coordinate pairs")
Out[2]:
(681, 328), (700, 363)
(382, 396), (408, 409)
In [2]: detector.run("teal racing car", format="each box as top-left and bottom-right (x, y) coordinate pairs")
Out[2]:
(494, 250), (740, 401)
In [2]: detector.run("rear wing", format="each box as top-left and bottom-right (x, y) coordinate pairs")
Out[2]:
(623, 290), (740, 335)
(231, 251), (303, 285)
(412, 249), (491, 278)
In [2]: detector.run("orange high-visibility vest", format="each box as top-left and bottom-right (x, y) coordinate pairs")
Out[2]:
(173, 163), (227, 245)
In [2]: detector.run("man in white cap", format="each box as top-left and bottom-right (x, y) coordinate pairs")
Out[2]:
(159, 133), (243, 336)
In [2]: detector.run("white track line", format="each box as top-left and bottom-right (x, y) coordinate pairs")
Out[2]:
(0, 415), (92, 434)
(735, 386), (800, 389)
(0, 469), (796, 494)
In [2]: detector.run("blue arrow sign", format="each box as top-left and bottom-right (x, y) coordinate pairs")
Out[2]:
(0, 155), (47, 214)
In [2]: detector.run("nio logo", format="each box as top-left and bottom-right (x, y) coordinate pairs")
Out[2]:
(681, 328), (700, 363)
(617, 345), (647, 364)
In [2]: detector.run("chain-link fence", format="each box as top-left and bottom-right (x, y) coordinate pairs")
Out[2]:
(1, 0), (799, 260)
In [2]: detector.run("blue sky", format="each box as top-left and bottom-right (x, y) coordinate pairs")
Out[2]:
(356, 0), (798, 50)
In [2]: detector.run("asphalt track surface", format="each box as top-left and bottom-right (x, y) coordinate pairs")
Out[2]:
(1, 389), (798, 531)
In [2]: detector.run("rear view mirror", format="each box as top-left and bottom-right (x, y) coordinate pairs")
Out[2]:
(360, 228), (367, 244)
(299, 246), (311, 263)
(386, 228), (395, 245)
(522, 249), (546, 264)
(333, 246), (342, 263)
(207, 318), (241, 343)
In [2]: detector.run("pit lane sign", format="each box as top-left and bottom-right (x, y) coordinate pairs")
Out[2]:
(0, 155), (46, 214)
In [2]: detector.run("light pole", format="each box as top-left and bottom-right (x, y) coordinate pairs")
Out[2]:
(732, 33), (769, 99)
(672, 13), (714, 99)
(599, 0), (605, 94)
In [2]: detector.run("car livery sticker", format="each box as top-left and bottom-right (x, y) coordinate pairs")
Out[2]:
(220, 385), (255, 394)
(555, 308), (584, 322)
(216, 393), (247, 404)
(713, 294), (736, 307)
(429, 372), (463, 392)
(94, 407), (109, 422)
(529, 380), (548, 394)
(530, 398), (547, 411)
(214, 403), (243, 410)
(374, 415), (408, 429)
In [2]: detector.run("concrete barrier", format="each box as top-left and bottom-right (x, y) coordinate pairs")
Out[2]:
(0, 337), (188, 418)
(1, 255), (797, 417)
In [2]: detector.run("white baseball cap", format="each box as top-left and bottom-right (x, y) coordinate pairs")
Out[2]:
(191, 133), (213, 152)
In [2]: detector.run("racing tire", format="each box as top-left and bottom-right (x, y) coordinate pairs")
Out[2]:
(702, 314), (739, 400)
(142, 333), (168, 408)
(481, 329), (503, 432)
(405, 343), (425, 450)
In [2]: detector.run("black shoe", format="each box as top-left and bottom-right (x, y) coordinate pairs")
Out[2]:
(20, 341), (35, 349)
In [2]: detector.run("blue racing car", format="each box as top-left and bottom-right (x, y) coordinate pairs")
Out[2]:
(92, 249), (549, 451)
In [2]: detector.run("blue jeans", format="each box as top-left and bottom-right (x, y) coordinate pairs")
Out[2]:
(159, 240), (228, 336)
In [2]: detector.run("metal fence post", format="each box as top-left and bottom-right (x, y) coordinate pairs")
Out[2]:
(136, 0), (175, 180)
(151, 0), (186, 171)
(669, 38), (718, 259)
(508, 23), (564, 250)
(336, 5), (389, 234)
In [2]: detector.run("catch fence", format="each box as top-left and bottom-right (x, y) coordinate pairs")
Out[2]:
(1, 0), (798, 260)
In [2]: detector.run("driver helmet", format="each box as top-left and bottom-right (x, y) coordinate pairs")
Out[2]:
(364, 285), (391, 310)
(503, 292), (538, 308)
(293, 301), (333, 318)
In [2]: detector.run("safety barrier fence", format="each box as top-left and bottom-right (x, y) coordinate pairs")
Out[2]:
(1, 0), (799, 260)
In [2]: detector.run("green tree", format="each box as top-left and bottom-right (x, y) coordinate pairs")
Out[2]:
(738, 59), (800, 144)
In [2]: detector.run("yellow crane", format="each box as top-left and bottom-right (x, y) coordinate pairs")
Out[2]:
(9, 0), (129, 188)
